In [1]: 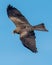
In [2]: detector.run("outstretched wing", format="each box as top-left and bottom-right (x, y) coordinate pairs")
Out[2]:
(20, 31), (37, 53)
(7, 5), (30, 27)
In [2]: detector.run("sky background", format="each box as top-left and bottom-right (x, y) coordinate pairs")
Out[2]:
(0, 0), (52, 65)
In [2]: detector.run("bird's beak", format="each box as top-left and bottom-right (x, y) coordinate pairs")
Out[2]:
(12, 31), (15, 34)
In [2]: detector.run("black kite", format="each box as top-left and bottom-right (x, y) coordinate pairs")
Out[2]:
(7, 5), (48, 53)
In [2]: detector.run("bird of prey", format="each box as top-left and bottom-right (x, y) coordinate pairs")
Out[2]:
(7, 5), (48, 53)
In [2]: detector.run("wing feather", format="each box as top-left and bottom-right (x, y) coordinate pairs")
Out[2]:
(20, 31), (37, 53)
(7, 5), (30, 27)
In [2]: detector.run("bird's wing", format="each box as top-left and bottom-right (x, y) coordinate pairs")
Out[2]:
(20, 31), (37, 53)
(7, 5), (30, 27)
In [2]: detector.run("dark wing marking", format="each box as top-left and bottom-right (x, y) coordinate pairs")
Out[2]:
(20, 31), (37, 53)
(7, 5), (30, 27)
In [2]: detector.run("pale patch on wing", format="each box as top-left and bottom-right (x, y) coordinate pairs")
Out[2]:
(20, 31), (28, 38)
(10, 17), (25, 26)
(10, 17), (30, 27)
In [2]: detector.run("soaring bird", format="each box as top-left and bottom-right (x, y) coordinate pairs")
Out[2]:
(7, 5), (48, 53)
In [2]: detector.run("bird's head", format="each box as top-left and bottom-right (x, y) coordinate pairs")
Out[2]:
(13, 30), (16, 34)
(13, 30), (20, 34)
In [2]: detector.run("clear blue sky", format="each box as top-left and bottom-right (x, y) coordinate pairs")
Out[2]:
(0, 0), (52, 65)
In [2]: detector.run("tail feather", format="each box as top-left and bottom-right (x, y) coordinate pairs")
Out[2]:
(32, 23), (48, 31)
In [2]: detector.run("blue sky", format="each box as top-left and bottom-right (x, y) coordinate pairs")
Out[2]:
(0, 0), (52, 65)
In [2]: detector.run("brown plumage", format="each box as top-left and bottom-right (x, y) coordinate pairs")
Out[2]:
(7, 5), (48, 53)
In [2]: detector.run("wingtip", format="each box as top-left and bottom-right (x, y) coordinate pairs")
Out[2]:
(7, 4), (13, 10)
(7, 4), (15, 16)
(7, 4), (17, 12)
(33, 49), (38, 53)
(45, 29), (48, 32)
(8, 4), (11, 7)
(30, 47), (38, 53)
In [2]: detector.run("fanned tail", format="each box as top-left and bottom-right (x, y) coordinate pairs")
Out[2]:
(32, 23), (48, 31)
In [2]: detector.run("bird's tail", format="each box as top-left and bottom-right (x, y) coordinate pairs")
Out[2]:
(32, 23), (48, 31)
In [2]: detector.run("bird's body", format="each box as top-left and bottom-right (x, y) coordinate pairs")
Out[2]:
(7, 5), (48, 53)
